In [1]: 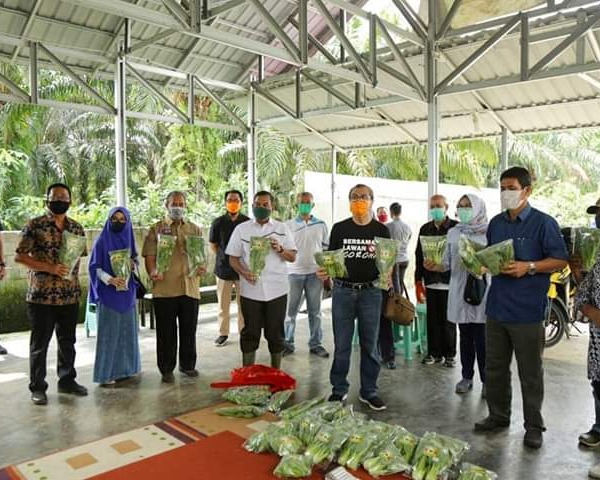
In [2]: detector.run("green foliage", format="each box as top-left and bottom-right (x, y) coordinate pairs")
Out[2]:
(535, 181), (599, 228)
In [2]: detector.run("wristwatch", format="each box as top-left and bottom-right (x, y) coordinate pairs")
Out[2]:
(527, 262), (537, 275)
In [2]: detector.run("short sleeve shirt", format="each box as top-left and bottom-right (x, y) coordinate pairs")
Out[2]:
(141, 217), (202, 299)
(209, 213), (250, 280)
(284, 216), (329, 275)
(225, 219), (297, 301)
(16, 214), (86, 305)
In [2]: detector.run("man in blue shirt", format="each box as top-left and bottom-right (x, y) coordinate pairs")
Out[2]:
(474, 167), (568, 449)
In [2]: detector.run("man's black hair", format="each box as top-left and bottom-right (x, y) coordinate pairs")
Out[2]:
(254, 190), (274, 202)
(500, 167), (532, 188)
(348, 184), (374, 200)
(46, 183), (71, 200)
(390, 202), (402, 216)
(225, 190), (243, 202)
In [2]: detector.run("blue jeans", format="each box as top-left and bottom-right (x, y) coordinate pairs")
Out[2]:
(284, 273), (324, 350)
(330, 284), (382, 399)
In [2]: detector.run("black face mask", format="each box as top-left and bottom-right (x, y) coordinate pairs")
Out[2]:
(110, 221), (126, 233)
(47, 200), (70, 215)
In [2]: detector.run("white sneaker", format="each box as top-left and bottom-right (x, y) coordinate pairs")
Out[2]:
(589, 463), (600, 479)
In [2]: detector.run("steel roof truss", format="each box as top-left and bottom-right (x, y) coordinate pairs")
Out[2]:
(301, 70), (355, 108)
(194, 76), (249, 131)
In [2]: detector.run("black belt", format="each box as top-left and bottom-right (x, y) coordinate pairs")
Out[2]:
(334, 279), (376, 290)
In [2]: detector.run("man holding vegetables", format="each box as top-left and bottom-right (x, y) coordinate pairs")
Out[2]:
(142, 191), (206, 384)
(317, 184), (391, 411)
(474, 167), (568, 449)
(15, 183), (88, 405)
(226, 191), (297, 369)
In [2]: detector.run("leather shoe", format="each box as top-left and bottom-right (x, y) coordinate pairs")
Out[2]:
(524, 428), (543, 449)
(58, 382), (88, 396)
(179, 369), (199, 377)
(0, 344), (7, 355)
(31, 390), (48, 405)
(309, 346), (330, 358)
(161, 373), (175, 383)
(474, 416), (510, 432)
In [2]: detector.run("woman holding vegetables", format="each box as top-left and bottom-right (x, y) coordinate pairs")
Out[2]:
(89, 207), (141, 387)
(424, 194), (489, 396)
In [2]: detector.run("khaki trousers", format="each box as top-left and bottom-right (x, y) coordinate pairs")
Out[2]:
(216, 278), (244, 336)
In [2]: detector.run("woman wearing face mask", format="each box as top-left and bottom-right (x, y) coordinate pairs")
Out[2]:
(89, 207), (141, 387)
(426, 194), (489, 396)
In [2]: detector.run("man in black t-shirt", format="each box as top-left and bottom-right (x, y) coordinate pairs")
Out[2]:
(209, 190), (250, 347)
(317, 184), (390, 411)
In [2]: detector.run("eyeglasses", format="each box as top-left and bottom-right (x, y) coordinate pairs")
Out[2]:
(350, 195), (371, 202)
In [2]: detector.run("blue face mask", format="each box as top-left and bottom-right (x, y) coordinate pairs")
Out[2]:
(430, 207), (446, 222)
(457, 207), (473, 224)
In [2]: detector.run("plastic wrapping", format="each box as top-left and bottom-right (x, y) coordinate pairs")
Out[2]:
(389, 426), (420, 464)
(304, 423), (350, 465)
(109, 248), (131, 291)
(221, 385), (271, 406)
(336, 430), (378, 470)
(411, 432), (464, 480)
(185, 235), (206, 277)
(458, 235), (486, 277)
(268, 389), (294, 413)
(249, 236), (271, 278)
(420, 236), (447, 265)
(273, 454), (313, 478)
(59, 231), (86, 279)
(475, 239), (514, 276)
(243, 430), (272, 453)
(573, 227), (600, 271)
(375, 237), (398, 289)
(279, 396), (325, 420)
(458, 463), (498, 480)
(363, 445), (412, 477)
(214, 405), (265, 418)
(156, 234), (176, 275)
(315, 249), (348, 279)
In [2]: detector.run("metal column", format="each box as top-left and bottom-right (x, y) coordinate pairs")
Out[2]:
(500, 126), (509, 173)
(426, 0), (439, 199)
(247, 76), (257, 205)
(114, 20), (130, 207)
(331, 146), (337, 224)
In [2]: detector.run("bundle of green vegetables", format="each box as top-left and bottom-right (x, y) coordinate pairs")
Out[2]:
(59, 231), (87, 279)
(363, 445), (412, 477)
(458, 235), (486, 277)
(304, 423), (350, 465)
(475, 239), (514, 276)
(214, 405), (265, 418)
(573, 227), (600, 271)
(374, 237), (399, 289)
(389, 426), (420, 463)
(268, 389), (294, 413)
(336, 430), (379, 470)
(314, 249), (347, 279)
(221, 385), (271, 406)
(420, 236), (447, 265)
(109, 248), (131, 291)
(279, 396), (326, 420)
(156, 234), (176, 275)
(458, 463), (498, 480)
(185, 235), (206, 277)
(243, 430), (271, 453)
(273, 454), (313, 478)
(249, 236), (271, 278)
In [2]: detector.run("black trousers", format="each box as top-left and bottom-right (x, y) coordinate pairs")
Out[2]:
(153, 296), (199, 374)
(392, 261), (409, 294)
(28, 302), (79, 392)
(240, 295), (287, 354)
(379, 291), (395, 362)
(425, 288), (456, 359)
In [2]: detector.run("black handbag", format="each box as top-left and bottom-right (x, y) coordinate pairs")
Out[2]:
(463, 273), (487, 306)
(132, 271), (148, 300)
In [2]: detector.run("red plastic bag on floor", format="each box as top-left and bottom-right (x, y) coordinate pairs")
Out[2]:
(210, 364), (296, 393)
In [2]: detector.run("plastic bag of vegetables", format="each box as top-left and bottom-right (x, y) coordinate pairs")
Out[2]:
(424, 432), (469, 463)
(268, 389), (294, 413)
(249, 236), (271, 278)
(277, 434), (304, 456)
(214, 405), (265, 418)
(363, 445), (412, 477)
(458, 463), (498, 480)
(475, 239), (514, 276)
(315, 249), (347, 279)
(185, 235), (206, 277)
(243, 430), (272, 453)
(273, 454), (313, 478)
(375, 237), (398, 289)
(296, 414), (323, 445)
(573, 227), (600, 271)
(267, 421), (300, 452)
(156, 234), (177, 275)
(305, 401), (346, 422)
(59, 231), (87, 279)
(458, 235), (486, 277)
(420, 236), (447, 265)
(279, 396), (325, 420)
(109, 248), (131, 291)
(389, 426), (420, 464)
(221, 385), (271, 406)
(336, 430), (379, 470)
(304, 423), (350, 465)
(411, 435), (454, 480)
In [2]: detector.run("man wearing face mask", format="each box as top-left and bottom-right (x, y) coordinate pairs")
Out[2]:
(15, 183), (88, 405)
(226, 191), (297, 369)
(317, 184), (391, 411)
(415, 195), (458, 367)
(587, 197), (600, 229)
(283, 192), (329, 358)
(474, 167), (568, 450)
(209, 190), (250, 347)
(142, 191), (206, 383)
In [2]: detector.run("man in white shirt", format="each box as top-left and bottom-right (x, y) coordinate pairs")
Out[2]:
(387, 202), (412, 291)
(283, 192), (330, 358)
(226, 191), (297, 368)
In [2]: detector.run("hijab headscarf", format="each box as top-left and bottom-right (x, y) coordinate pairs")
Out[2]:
(88, 207), (138, 313)
(456, 193), (488, 236)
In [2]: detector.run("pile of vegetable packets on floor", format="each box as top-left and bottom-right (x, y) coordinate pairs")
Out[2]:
(234, 394), (497, 479)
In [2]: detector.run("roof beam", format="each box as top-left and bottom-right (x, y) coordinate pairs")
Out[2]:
(0, 71), (30, 102)
(208, 0), (246, 18)
(301, 70), (356, 108)
(287, 16), (338, 65)
(194, 76), (249, 131)
(390, 0), (427, 42)
(10, 0), (42, 61)
(436, 0), (463, 41)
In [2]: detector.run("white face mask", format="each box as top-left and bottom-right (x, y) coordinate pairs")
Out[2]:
(500, 190), (523, 211)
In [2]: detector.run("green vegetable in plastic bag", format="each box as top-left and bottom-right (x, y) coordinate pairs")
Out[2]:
(59, 231), (86, 279)
(375, 237), (398, 289)
(267, 421), (299, 452)
(475, 239), (514, 276)
(279, 396), (325, 420)
(214, 405), (265, 418)
(268, 389), (294, 413)
(297, 414), (322, 445)
(573, 227), (600, 271)
(109, 248), (131, 291)
(314, 249), (347, 279)
(390, 427), (420, 464)
(249, 236), (271, 278)
(186, 235), (206, 277)
(425, 432), (469, 463)
(458, 235), (486, 277)
(411, 434), (454, 480)
(363, 445), (412, 477)
(273, 454), (313, 478)
(337, 430), (378, 470)
(458, 463), (498, 480)
(222, 385), (271, 406)
(156, 234), (176, 275)
(243, 430), (272, 453)
(420, 235), (447, 265)
(304, 424), (349, 465)
(277, 434), (304, 456)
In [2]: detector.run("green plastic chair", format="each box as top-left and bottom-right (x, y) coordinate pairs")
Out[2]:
(84, 296), (97, 338)
(391, 302), (428, 361)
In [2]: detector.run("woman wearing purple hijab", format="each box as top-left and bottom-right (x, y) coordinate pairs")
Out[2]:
(89, 207), (141, 386)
